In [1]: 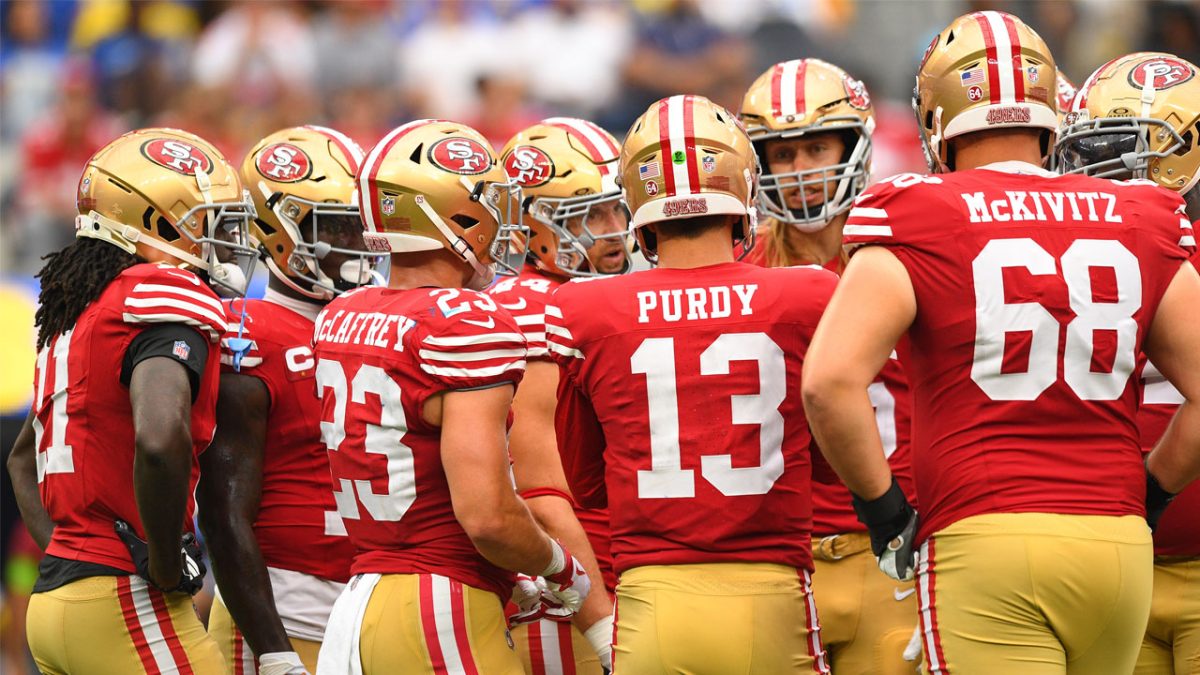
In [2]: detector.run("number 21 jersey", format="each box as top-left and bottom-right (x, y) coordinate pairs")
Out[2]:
(843, 164), (1196, 542)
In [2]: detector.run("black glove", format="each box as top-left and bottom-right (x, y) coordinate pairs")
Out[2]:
(1145, 461), (1176, 532)
(114, 520), (207, 595)
(851, 478), (919, 581)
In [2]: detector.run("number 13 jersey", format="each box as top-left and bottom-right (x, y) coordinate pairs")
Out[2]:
(547, 262), (839, 575)
(312, 286), (526, 600)
(843, 162), (1196, 543)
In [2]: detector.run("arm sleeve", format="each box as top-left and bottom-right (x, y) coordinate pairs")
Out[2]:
(122, 265), (228, 342)
(417, 290), (527, 392)
(120, 323), (210, 401)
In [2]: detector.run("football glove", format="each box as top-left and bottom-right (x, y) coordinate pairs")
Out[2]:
(541, 540), (591, 614)
(258, 651), (309, 675)
(114, 520), (206, 596)
(851, 478), (919, 582)
(1145, 460), (1177, 532)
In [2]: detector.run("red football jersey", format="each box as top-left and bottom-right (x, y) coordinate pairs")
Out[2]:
(743, 229), (916, 536)
(489, 266), (617, 592)
(547, 262), (838, 575)
(312, 286), (526, 600)
(220, 293), (355, 582)
(843, 165), (1196, 543)
(34, 263), (225, 571)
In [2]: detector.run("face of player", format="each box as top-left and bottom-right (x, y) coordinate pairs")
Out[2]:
(314, 214), (371, 293)
(568, 200), (629, 274)
(764, 132), (847, 210)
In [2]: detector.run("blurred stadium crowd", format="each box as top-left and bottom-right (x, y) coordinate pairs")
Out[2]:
(0, 0), (1197, 671)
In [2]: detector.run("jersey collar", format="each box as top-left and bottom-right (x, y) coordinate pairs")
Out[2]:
(976, 160), (1057, 178)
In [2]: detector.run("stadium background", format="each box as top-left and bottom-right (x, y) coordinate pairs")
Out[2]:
(0, 0), (1196, 670)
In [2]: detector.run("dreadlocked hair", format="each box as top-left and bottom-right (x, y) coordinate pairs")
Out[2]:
(35, 238), (142, 349)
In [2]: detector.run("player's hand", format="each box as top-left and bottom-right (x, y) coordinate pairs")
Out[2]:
(508, 574), (575, 627)
(114, 520), (207, 595)
(258, 651), (309, 675)
(541, 540), (591, 614)
(1145, 460), (1176, 532)
(851, 478), (919, 582)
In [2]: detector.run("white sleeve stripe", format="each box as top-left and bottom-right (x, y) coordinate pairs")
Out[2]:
(514, 314), (545, 326)
(419, 360), (526, 378)
(1181, 236), (1196, 247)
(547, 341), (584, 360)
(130, 283), (224, 315)
(417, 347), (526, 363)
(422, 332), (527, 347)
(544, 324), (574, 340)
(544, 305), (563, 318)
(522, 332), (546, 343)
(843, 224), (893, 237)
(848, 207), (888, 219)
(1182, 217), (1194, 230)
(122, 313), (221, 340)
(124, 296), (225, 328)
(527, 347), (549, 357)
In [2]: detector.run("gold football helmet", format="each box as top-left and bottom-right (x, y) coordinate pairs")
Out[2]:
(740, 58), (875, 231)
(619, 95), (758, 262)
(500, 117), (629, 277)
(76, 127), (257, 296)
(1056, 52), (1199, 196)
(357, 120), (524, 290)
(1056, 71), (1078, 125)
(242, 125), (379, 299)
(915, 10), (1058, 172)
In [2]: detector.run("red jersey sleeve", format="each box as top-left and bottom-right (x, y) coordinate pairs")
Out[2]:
(415, 288), (527, 393)
(486, 271), (561, 362)
(121, 265), (227, 342)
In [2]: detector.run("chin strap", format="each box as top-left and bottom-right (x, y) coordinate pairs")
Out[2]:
(76, 211), (208, 270)
(413, 193), (493, 286)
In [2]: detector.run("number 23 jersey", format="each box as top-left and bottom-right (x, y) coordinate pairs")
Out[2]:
(547, 262), (839, 575)
(312, 286), (526, 600)
(843, 164), (1196, 542)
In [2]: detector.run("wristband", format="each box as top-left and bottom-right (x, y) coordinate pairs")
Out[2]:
(540, 539), (566, 577)
(850, 477), (909, 529)
(584, 614), (614, 667)
(258, 651), (306, 675)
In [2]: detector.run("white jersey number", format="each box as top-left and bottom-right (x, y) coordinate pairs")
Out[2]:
(33, 330), (76, 481)
(971, 238), (1141, 401)
(316, 359), (417, 522)
(630, 332), (786, 499)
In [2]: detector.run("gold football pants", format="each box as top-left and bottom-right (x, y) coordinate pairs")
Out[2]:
(26, 575), (226, 674)
(512, 618), (603, 675)
(207, 595), (321, 674)
(1135, 557), (1200, 674)
(914, 513), (1152, 675)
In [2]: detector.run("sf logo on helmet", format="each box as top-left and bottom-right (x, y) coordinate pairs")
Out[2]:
(504, 146), (554, 187)
(256, 143), (313, 182)
(141, 139), (214, 176)
(1128, 58), (1195, 90)
(429, 137), (492, 175)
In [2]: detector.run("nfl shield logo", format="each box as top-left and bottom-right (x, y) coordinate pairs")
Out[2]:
(702, 155), (716, 173)
(1027, 66), (1039, 83)
(381, 195), (396, 216)
(172, 340), (190, 359)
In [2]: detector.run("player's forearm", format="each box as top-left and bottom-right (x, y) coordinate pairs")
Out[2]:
(133, 431), (189, 585)
(7, 412), (54, 549)
(525, 496), (613, 628)
(459, 494), (555, 575)
(803, 381), (893, 500)
(1148, 400), (1200, 493)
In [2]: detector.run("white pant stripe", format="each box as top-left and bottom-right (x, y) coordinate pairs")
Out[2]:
(128, 576), (182, 674)
(917, 542), (942, 672)
(430, 575), (469, 675)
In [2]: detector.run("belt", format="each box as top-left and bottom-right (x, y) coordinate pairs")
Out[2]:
(812, 531), (872, 562)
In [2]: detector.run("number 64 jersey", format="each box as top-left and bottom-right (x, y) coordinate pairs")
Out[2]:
(843, 164), (1197, 543)
(547, 262), (839, 575)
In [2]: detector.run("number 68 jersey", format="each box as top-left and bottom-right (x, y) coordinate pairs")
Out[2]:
(547, 262), (839, 575)
(312, 286), (526, 600)
(843, 164), (1196, 543)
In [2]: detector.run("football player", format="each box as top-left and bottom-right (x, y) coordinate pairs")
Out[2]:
(1057, 51), (1200, 675)
(803, 11), (1200, 675)
(197, 126), (375, 675)
(490, 118), (628, 674)
(547, 94), (836, 674)
(740, 59), (919, 675)
(7, 128), (257, 673)
(312, 120), (589, 675)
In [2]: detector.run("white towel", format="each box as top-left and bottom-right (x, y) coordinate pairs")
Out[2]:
(316, 573), (381, 675)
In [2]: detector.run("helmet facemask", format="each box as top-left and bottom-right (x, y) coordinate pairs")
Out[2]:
(262, 192), (383, 298)
(753, 118), (872, 231)
(522, 188), (632, 276)
(1056, 115), (1185, 181)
